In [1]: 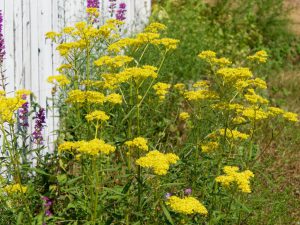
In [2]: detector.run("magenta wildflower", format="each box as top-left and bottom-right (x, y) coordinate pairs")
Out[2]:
(0, 10), (5, 63)
(87, 0), (100, 9)
(32, 108), (46, 144)
(184, 188), (192, 195)
(116, 3), (127, 21)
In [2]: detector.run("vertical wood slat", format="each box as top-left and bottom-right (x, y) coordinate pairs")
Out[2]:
(0, 0), (151, 151)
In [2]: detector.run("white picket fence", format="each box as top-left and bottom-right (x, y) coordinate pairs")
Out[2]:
(0, 0), (151, 150)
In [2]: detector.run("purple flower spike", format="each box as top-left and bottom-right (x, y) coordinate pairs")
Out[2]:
(0, 10), (5, 63)
(18, 101), (29, 127)
(184, 188), (192, 195)
(87, 0), (100, 9)
(116, 3), (127, 21)
(32, 108), (46, 144)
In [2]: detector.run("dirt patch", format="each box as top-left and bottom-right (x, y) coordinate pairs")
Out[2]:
(285, 0), (300, 35)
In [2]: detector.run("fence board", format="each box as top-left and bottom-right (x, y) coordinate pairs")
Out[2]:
(0, 0), (151, 150)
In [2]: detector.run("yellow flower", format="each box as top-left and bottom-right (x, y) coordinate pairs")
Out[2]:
(184, 90), (219, 101)
(77, 139), (116, 155)
(144, 22), (167, 33)
(47, 75), (70, 86)
(86, 8), (100, 17)
(105, 93), (122, 104)
(211, 57), (232, 66)
(136, 32), (160, 43)
(107, 38), (138, 53)
(151, 38), (180, 50)
(62, 27), (75, 34)
(167, 196), (208, 215)
(247, 50), (268, 63)
(247, 78), (267, 89)
(201, 141), (219, 153)
(174, 83), (185, 92)
(136, 150), (179, 175)
(179, 112), (190, 120)
(0, 96), (25, 123)
(192, 80), (210, 89)
(125, 137), (149, 152)
(45, 31), (61, 40)
(94, 55), (133, 68)
(267, 107), (285, 116)
(244, 89), (269, 105)
(217, 67), (253, 82)
(86, 110), (110, 122)
(66, 90), (105, 104)
(242, 107), (269, 120)
(218, 129), (249, 140)
(283, 112), (298, 122)
(198, 50), (217, 60)
(153, 82), (171, 101)
(15, 89), (32, 98)
(3, 184), (28, 194)
(58, 139), (115, 155)
(216, 166), (254, 193)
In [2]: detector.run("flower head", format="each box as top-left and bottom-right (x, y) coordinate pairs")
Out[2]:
(136, 150), (179, 175)
(116, 3), (127, 21)
(167, 196), (208, 215)
(216, 166), (254, 193)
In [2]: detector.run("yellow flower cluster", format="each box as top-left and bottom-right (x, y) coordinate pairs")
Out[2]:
(0, 95), (25, 123)
(201, 141), (219, 153)
(283, 112), (299, 122)
(102, 66), (158, 89)
(184, 90), (219, 101)
(105, 93), (122, 104)
(216, 166), (254, 193)
(85, 110), (110, 122)
(45, 31), (61, 40)
(174, 83), (185, 92)
(244, 89), (269, 105)
(198, 50), (231, 66)
(15, 89), (32, 98)
(242, 107), (269, 120)
(151, 38), (180, 50)
(136, 150), (179, 175)
(218, 129), (249, 140)
(179, 112), (190, 120)
(167, 196), (208, 215)
(3, 184), (28, 194)
(47, 75), (70, 86)
(107, 22), (178, 53)
(217, 67), (253, 83)
(86, 7), (100, 17)
(67, 90), (105, 104)
(58, 139), (115, 155)
(153, 82), (171, 101)
(247, 50), (268, 63)
(125, 137), (149, 152)
(94, 55), (134, 68)
(144, 22), (167, 33)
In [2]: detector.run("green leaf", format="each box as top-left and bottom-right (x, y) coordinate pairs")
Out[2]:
(160, 202), (174, 225)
